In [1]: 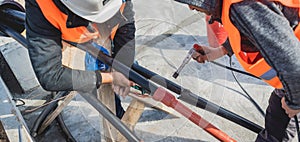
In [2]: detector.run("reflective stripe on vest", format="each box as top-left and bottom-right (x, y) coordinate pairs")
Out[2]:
(260, 68), (277, 80)
(36, 0), (126, 43)
(222, 0), (300, 89)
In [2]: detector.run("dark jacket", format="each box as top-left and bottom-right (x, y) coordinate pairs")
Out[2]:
(223, 1), (300, 109)
(25, 0), (135, 92)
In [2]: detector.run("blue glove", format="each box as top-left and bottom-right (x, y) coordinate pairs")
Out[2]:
(85, 42), (110, 71)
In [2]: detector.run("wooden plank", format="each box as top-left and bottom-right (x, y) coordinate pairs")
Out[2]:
(95, 23), (117, 142)
(116, 99), (145, 142)
(38, 92), (76, 134)
(98, 84), (116, 142)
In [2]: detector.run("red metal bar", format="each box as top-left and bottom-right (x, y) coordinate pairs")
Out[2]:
(152, 87), (236, 142)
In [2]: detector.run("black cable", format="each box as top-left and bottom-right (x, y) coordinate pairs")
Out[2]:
(211, 61), (260, 80)
(229, 57), (265, 117)
(57, 114), (76, 142)
(12, 98), (25, 107)
(31, 91), (70, 137)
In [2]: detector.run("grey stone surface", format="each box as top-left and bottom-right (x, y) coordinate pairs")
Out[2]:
(0, 42), (39, 92)
(0, 0), (286, 141)
(0, 77), (33, 142)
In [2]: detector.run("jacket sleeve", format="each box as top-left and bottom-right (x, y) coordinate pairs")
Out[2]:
(112, 0), (136, 67)
(25, 0), (98, 92)
(229, 1), (300, 109)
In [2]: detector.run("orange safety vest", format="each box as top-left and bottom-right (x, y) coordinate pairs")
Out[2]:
(222, 0), (300, 89)
(36, 0), (126, 43)
(206, 15), (228, 48)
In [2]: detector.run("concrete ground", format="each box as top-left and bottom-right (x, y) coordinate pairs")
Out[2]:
(55, 1), (273, 141)
(0, 0), (289, 141)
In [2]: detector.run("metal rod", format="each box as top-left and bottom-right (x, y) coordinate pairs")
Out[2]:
(79, 92), (140, 142)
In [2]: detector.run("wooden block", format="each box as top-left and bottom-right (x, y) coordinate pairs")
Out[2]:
(128, 89), (181, 118)
(116, 99), (145, 142)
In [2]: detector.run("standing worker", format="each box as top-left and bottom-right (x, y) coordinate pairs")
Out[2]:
(173, 0), (300, 141)
(25, 0), (135, 118)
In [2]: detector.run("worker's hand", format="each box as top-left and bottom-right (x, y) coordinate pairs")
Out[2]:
(281, 97), (300, 118)
(192, 44), (227, 63)
(112, 71), (134, 97)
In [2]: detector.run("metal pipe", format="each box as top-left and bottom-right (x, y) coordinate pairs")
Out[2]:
(0, 8), (25, 36)
(79, 91), (141, 142)
(1, 8), (25, 22)
(0, 24), (27, 47)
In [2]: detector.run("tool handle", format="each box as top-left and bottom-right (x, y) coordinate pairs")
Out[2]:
(152, 87), (237, 142)
(193, 44), (206, 55)
(172, 48), (194, 78)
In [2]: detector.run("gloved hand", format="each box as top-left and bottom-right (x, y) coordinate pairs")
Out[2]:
(192, 44), (227, 63)
(111, 71), (134, 97)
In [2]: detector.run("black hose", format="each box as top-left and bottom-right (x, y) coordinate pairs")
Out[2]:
(210, 61), (260, 80)
(31, 91), (70, 137)
(0, 24), (27, 47)
(57, 114), (76, 142)
(0, 8), (25, 36)
(229, 57), (265, 117)
(1, 9), (25, 22)
(74, 42), (157, 93)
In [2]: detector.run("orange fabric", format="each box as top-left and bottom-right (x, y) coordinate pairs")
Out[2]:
(222, 0), (300, 89)
(36, 0), (126, 43)
(295, 25), (300, 40)
(36, 0), (95, 43)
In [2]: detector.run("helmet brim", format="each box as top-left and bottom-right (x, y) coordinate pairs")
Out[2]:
(61, 0), (122, 23)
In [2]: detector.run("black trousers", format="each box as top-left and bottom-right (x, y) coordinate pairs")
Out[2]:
(115, 93), (125, 119)
(256, 90), (299, 142)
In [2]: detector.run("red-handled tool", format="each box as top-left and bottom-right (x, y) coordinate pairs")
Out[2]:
(152, 87), (236, 142)
(172, 44), (205, 78)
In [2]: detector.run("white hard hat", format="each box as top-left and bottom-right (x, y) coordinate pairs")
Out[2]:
(60, 0), (122, 23)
